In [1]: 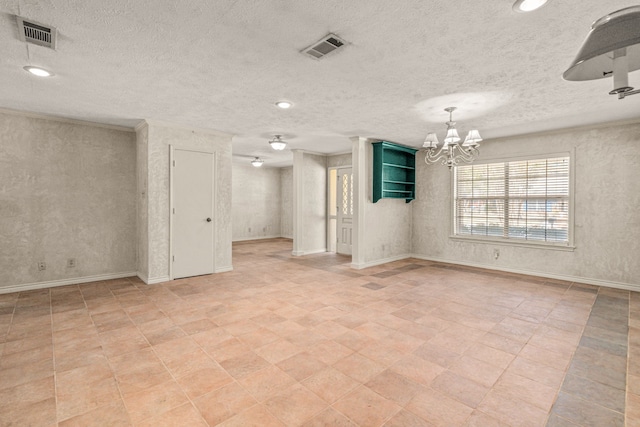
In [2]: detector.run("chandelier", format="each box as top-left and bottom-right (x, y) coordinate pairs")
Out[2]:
(269, 135), (287, 150)
(423, 107), (482, 168)
(250, 157), (264, 167)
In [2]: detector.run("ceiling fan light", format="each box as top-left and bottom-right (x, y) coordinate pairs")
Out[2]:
(24, 66), (52, 77)
(275, 101), (292, 109)
(563, 6), (640, 82)
(513, 0), (548, 13)
(269, 135), (287, 151)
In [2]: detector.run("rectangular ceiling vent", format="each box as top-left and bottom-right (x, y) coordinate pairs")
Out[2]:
(16, 16), (57, 50)
(301, 33), (346, 60)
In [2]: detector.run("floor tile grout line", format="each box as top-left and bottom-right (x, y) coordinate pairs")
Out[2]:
(49, 288), (60, 427)
(627, 292), (632, 427)
(545, 287), (629, 426)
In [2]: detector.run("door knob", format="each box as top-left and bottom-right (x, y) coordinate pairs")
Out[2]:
(206, 217), (212, 222)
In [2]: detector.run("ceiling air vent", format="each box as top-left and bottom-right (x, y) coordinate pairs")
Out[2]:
(301, 33), (346, 60)
(16, 16), (57, 50)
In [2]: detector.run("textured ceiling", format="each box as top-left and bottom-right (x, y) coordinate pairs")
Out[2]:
(1, 0), (639, 167)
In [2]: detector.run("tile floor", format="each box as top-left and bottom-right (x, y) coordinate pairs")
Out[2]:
(0, 238), (636, 426)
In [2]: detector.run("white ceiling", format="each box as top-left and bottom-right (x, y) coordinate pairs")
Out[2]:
(1, 0), (639, 167)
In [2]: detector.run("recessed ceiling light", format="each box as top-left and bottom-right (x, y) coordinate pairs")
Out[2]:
(275, 101), (292, 109)
(23, 66), (53, 77)
(513, 0), (548, 13)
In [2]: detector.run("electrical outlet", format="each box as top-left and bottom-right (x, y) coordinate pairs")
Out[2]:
(38, 261), (46, 271)
(67, 258), (76, 268)
(493, 249), (500, 260)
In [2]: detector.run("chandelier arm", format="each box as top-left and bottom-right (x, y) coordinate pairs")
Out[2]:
(424, 147), (447, 164)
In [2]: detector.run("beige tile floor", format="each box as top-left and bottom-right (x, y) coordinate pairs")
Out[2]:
(0, 238), (635, 426)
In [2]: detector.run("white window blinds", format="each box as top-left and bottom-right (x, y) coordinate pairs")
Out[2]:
(454, 156), (570, 244)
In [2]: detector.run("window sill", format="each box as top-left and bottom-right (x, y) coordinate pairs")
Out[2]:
(449, 235), (576, 252)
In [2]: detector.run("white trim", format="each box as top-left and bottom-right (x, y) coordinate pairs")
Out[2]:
(329, 165), (354, 255)
(232, 235), (282, 242)
(351, 254), (412, 270)
(144, 276), (171, 285)
(449, 236), (576, 251)
(351, 137), (368, 267)
(0, 107), (134, 132)
(0, 272), (137, 294)
(410, 254), (640, 292)
(292, 150), (305, 256)
(170, 147), (216, 280)
(292, 248), (327, 256)
(462, 150), (572, 166)
(451, 152), (575, 249)
(215, 266), (233, 273)
(327, 166), (338, 253)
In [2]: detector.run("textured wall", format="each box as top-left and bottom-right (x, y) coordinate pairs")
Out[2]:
(302, 153), (328, 253)
(136, 124), (149, 280)
(0, 111), (136, 289)
(412, 122), (640, 288)
(280, 167), (293, 239)
(327, 153), (352, 168)
(363, 141), (413, 263)
(292, 152), (327, 254)
(232, 163), (282, 241)
(141, 122), (233, 280)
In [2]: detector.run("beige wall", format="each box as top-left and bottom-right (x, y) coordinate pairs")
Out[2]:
(411, 121), (640, 289)
(137, 121), (233, 282)
(232, 163), (282, 241)
(360, 140), (413, 266)
(292, 151), (327, 255)
(136, 123), (149, 280)
(327, 152), (352, 168)
(0, 111), (137, 291)
(280, 167), (293, 239)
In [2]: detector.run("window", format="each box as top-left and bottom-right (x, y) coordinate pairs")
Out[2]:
(453, 155), (571, 246)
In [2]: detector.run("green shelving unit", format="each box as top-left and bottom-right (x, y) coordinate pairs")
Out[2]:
(372, 141), (418, 203)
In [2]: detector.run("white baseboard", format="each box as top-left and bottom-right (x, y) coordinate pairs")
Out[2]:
(410, 254), (640, 292)
(292, 248), (327, 256)
(351, 254), (412, 270)
(0, 272), (137, 294)
(232, 235), (282, 242)
(142, 275), (170, 285)
(139, 268), (232, 285)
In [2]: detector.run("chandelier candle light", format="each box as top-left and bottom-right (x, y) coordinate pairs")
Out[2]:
(423, 107), (482, 168)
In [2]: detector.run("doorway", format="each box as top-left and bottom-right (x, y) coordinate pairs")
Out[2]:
(170, 147), (215, 279)
(329, 167), (353, 255)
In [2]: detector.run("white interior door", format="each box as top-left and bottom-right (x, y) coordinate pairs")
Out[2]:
(336, 167), (353, 255)
(171, 148), (215, 279)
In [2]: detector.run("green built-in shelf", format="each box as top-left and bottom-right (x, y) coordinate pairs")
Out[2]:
(372, 141), (418, 203)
